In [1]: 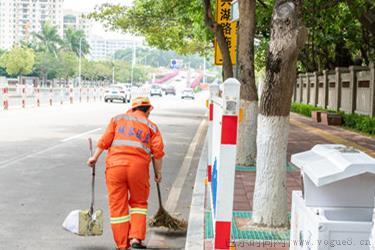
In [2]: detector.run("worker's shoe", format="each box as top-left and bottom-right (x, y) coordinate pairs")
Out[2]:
(130, 239), (147, 249)
(131, 242), (146, 249)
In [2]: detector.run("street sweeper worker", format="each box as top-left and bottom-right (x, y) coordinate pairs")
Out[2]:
(87, 96), (165, 250)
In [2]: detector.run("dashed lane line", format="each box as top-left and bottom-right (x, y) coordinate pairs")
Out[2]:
(0, 128), (102, 169)
(60, 128), (102, 142)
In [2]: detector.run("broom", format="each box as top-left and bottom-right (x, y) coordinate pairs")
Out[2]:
(148, 157), (187, 231)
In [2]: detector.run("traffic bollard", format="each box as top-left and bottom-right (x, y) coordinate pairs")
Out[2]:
(21, 86), (26, 108)
(3, 87), (9, 110)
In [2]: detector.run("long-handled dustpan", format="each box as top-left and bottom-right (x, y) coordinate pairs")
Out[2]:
(62, 138), (103, 236)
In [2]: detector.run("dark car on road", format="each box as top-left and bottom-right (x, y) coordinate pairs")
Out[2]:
(164, 85), (176, 95)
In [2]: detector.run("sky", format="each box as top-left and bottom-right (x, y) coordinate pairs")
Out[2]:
(63, 0), (134, 39)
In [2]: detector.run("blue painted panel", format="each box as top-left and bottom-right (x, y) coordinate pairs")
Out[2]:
(211, 158), (218, 216)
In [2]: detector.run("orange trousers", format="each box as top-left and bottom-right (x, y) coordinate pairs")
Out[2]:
(106, 165), (150, 248)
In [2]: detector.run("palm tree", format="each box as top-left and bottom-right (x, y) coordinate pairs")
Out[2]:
(33, 22), (63, 56)
(63, 27), (90, 57)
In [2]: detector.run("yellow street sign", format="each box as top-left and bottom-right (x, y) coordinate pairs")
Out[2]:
(214, 0), (237, 65)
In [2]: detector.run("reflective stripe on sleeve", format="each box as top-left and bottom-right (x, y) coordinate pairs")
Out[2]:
(130, 208), (148, 215)
(110, 215), (130, 224)
(114, 114), (157, 133)
(111, 139), (151, 155)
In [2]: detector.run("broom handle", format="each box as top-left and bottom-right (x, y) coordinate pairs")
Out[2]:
(152, 157), (163, 209)
(156, 183), (163, 209)
(89, 138), (95, 216)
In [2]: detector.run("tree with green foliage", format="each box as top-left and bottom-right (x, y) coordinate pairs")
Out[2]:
(113, 60), (151, 84)
(90, 1), (210, 56)
(63, 27), (90, 57)
(33, 22), (63, 56)
(254, 0), (374, 72)
(0, 47), (35, 78)
(81, 58), (96, 81)
(34, 51), (59, 85)
(0, 49), (7, 76)
(55, 51), (78, 84)
(93, 61), (113, 81)
(89, 0), (233, 75)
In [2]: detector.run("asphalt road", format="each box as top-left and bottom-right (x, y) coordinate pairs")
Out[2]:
(0, 91), (208, 250)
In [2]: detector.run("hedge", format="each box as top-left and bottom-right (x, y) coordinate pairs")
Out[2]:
(291, 103), (375, 135)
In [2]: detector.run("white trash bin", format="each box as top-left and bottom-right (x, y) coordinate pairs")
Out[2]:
(290, 144), (375, 250)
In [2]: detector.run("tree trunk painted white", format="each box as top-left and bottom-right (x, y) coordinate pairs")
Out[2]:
(252, 114), (289, 227)
(252, 0), (307, 228)
(236, 100), (258, 165)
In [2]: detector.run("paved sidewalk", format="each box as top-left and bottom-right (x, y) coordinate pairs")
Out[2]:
(203, 112), (375, 250)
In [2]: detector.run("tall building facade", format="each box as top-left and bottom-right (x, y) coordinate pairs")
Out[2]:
(0, 0), (64, 50)
(63, 9), (91, 37)
(89, 35), (145, 61)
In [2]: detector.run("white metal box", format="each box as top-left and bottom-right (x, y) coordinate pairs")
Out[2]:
(290, 191), (373, 250)
(291, 144), (375, 208)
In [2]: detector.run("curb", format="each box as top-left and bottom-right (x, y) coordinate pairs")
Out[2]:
(185, 133), (208, 250)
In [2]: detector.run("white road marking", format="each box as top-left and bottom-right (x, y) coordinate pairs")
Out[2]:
(0, 128), (102, 169)
(0, 143), (69, 169)
(60, 128), (102, 142)
(164, 118), (207, 212)
(148, 118), (207, 248)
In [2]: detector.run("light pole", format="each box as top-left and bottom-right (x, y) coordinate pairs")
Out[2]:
(78, 37), (83, 86)
(203, 57), (206, 85)
(112, 53), (115, 85)
(112, 65), (115, 85)
(187, 62), (192, 88)
(130, 41), (136, 86)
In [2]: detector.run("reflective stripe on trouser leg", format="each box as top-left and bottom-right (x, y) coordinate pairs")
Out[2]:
(110, 217), (130, 248)
(129, 207), (147, 240)
(106, 167), (130, 249)
(127, 165), (150, 241)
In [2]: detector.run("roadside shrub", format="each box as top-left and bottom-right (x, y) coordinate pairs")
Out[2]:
(290, 103), (323, 117)
(291, 103), (375, 135)
(341, 113), (375, 135)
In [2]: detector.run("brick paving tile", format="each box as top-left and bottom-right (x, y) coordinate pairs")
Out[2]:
(234, 170), (302, 211)
(290, 113), (375, 152)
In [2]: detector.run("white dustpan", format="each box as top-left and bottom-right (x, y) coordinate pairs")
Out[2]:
(62, 138), (103, 236)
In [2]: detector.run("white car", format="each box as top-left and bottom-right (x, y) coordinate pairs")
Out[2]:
(150, 85), (162, 97)
(181, 89), (195, 99)
(104, 85), (130, 103)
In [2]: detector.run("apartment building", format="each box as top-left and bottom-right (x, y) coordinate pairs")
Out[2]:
(0, 0), (64, 50)
(89, 35), (145, 61)
(63, 9), (91, 37)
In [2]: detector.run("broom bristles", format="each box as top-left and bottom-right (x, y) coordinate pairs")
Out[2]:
(149, 207), (187, 231)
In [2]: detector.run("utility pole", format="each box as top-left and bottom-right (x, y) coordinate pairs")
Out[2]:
(112, 53), (115, 85)
(78, 37), (83, 86)
(131, 40), (136, 86)
(187, 62), (191, 88)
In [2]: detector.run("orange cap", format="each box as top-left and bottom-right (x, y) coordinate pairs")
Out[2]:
(131, 96), (153, 110)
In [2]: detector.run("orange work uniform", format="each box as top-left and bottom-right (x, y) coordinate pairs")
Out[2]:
(97, 109), (165, 249)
